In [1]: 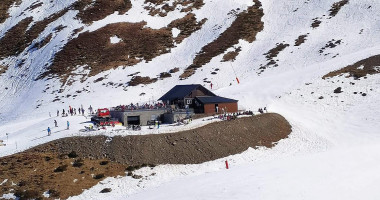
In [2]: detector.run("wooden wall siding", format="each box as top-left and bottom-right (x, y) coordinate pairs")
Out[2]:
(203, 102), (238, 114)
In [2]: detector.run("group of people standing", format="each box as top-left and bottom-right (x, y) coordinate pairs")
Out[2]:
(47, 104), (93, 136)
(258, 107), (267, 114)
(57, 105), (89, 117)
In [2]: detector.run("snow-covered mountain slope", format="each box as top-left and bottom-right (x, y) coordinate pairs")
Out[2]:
(1, 0), (380, 199)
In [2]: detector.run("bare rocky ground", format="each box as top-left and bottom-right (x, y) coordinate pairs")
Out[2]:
(0, 113), (291, 199)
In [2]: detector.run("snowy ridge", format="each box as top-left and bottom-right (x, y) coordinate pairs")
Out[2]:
(1, 0), (380, 199)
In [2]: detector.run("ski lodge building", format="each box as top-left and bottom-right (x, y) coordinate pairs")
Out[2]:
(110, 84), (238, 126)
(159, 84), (238, 114)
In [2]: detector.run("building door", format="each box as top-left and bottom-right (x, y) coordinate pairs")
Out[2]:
(127, 116), (140, 125)
(215, 104), (219, 113)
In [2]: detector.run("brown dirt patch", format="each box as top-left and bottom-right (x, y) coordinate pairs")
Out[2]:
(1, 113), (290, 199)
(159, 72), (172, 79)
(74, 0), (132, 24)
(222, 47), (241, 62)
(25, 2), (43, 12)
(0, 9), (68, 59)
(311, 18), (322, 28)
(169, 67), (179, 73)
(323, 55), (380, 79)
(319, 39), (342, 54)
(329, 0), (349, 17)
(0, 153), (126, 199)
(128, 76), (158, 86)
(259, 42), (289, 70)
(180, 0), (264, 79)
(144, 0), (204, 17)
(0, 65), (8, 74)
(264, 43), (289, 60)
(39, 22), (174, 83)
(168, 13), (207, 44)
(294, 34), (308, 46)
(0, 0), (21, 24)
(0, 17), (33, 59)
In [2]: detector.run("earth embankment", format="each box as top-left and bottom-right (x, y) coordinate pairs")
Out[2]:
(29, 113), (292, 165)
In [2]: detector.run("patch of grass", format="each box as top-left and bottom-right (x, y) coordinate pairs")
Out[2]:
(0, 0), (22, 23)
(329, 0), (349, 17)
(159, 72), (172, 79)
(180, 0), (264, 78)
(168, 13), (207, 43)
(169, 67), (179, 73)
(74, 0), (132, 24)
(0, 9), (68, 59)
(40, 22), (173, 84)
(144, 0), (204, 17)
(311, 18), (321, 28)
(264, 43), (289, 61)
(222, 47), (241, 62)
(0, 65), (8, 74)
(128, 76), (157, 86)
(323, 55), (380, 79)
(294, 34), (308, 46)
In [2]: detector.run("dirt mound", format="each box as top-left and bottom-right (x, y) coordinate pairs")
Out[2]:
(29, 113), (291, 165)
(0, 113), (291, 198)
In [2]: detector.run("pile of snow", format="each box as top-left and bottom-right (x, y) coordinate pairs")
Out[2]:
(110, 35), (122, 44)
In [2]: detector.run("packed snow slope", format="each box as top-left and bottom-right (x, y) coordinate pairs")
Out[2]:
(1, 0), (380, 199)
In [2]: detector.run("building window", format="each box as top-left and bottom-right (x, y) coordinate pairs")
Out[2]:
(186, 99), (192, 105)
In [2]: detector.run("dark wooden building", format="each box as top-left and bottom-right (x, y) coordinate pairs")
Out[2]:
(159, 84), (238, 114)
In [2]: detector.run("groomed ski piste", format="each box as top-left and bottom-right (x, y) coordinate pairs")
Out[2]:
(1, 0), (380, 199)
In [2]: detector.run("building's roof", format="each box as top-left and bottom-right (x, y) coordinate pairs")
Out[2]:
(195, 96), (238, 104)
(159, 84), (215, 101)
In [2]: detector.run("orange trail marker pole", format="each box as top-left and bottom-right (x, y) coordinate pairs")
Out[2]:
(230, 63), (240, 84)
(225, 160), (229, 169)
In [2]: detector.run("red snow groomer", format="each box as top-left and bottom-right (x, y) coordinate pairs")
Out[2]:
(91, 108), (120, 126)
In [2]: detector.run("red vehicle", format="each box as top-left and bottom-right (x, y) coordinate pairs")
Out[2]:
(91, 108), (119, 126)
(97, 108), (111, 118)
